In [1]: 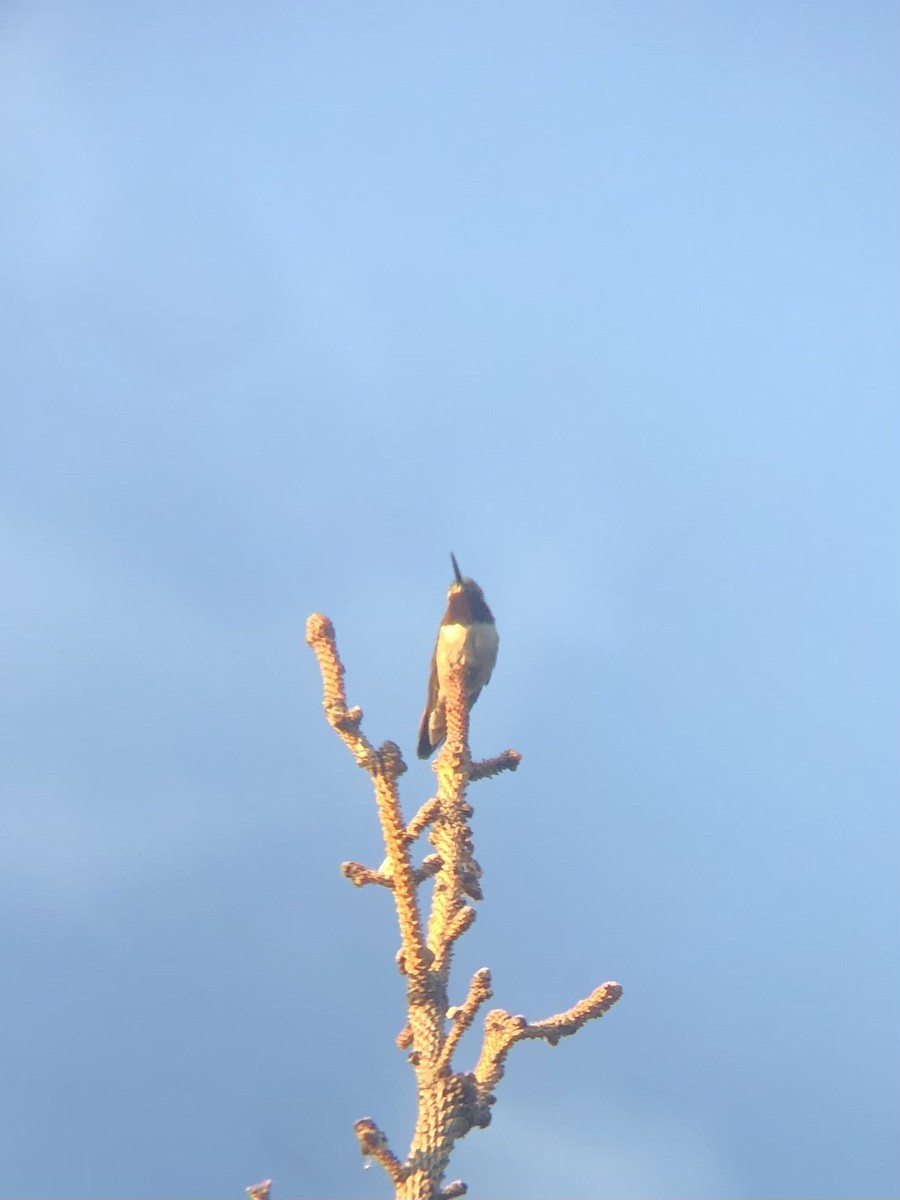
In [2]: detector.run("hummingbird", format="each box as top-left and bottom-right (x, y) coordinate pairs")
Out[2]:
(417, 553), (499, 759)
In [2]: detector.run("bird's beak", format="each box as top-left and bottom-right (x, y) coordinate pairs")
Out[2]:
(450, 552), (463, 584)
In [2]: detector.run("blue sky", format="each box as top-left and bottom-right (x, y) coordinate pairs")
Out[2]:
(2, 2), (898, 1196)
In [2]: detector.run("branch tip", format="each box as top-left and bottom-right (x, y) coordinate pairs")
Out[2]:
(341, 861), (393, 889)
(474, 980), (623, 1095)
(470, 749), (522, 781)
(353, 1118), (404, 1183)
(305, 612), (334, 644)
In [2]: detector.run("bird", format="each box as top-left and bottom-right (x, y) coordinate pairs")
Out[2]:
(417, 553), (499, 759)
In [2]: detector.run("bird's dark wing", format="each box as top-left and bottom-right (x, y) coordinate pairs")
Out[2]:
(417, 646), (442, 758)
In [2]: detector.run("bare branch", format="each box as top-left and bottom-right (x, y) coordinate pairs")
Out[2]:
(438, 968), (493, 1074)
(470, 750), (522, 781)
(306, 609), (620, 1198)
(354, 1118), (405, 1186)
(341, 861), (393, 888)
(407, 796), (441, 840)
(473, 981), (624, 1113)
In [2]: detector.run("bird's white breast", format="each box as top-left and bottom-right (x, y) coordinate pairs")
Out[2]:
(437, 622), (498, 691)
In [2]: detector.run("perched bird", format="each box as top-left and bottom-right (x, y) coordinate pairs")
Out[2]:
(417, 553), (499, 759)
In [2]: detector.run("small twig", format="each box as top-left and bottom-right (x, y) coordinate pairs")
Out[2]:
(473, 981), (624, 1113)
(414, 854), (443, 884)
(355, 856), (443, 889)
(437, 968), (493, 1073)
(341, 861), (393, 888)
(354, 1118), (405, 1186)
(470, 750), (521, 781)
(407, 796), (441, 841)
(442, 905), (476, 949)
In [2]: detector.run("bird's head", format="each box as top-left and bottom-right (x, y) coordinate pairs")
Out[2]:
(448, 552), (484, 600)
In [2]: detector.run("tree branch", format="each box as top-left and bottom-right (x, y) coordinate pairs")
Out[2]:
(305, 611), (621, 1198)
